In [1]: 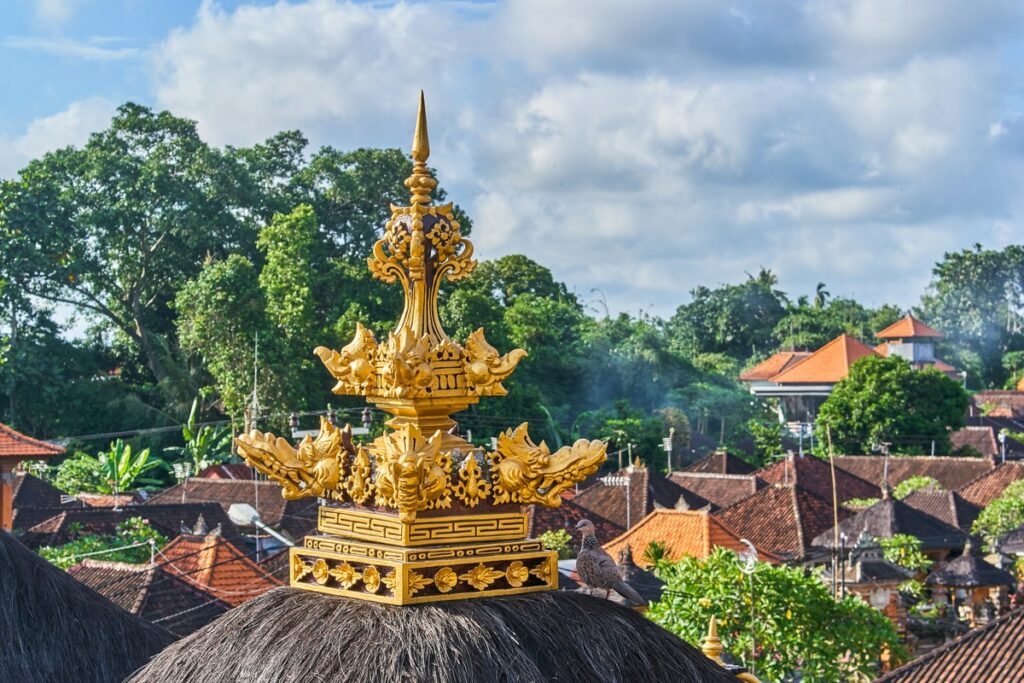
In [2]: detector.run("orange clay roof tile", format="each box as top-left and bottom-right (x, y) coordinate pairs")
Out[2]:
(876, 315), (943, 339)
(768, 334), (878, 384)
(739, 351), (812, 381)
(602, 509), (778, 568)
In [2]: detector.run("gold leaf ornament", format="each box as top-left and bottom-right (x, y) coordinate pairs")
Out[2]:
(505, 561), (529, 588)
(406, 570), (433, 597)
(529, 561), (552, 583)
(362, 566), (382, 593)
(312, 559), (330, 585)
(434, 567), (458, 593)
(328, 561), (360, 589)
(459, 563), (505, 591)
(453, 453), (491, 508)
(382, 571), (399, 594)
(292, 555), (313, 581)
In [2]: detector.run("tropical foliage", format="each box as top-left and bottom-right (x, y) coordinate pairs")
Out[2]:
(163, 398), (232, 473)
(52, 440), (165, 494)
(1, 102), (1022, 474)
(972, 480), (1024, 548)
(39, 517), (166, 569)
(817, 356), (968, 455)
(647, 548), (904, 682)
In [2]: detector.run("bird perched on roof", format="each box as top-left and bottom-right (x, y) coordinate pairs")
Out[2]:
(574, 519), (645, 606)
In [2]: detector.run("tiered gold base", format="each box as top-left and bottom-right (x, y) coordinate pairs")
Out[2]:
(289, 507), (558, 604)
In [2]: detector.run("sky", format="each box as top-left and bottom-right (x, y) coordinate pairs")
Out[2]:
(2, 0), (1024, 318)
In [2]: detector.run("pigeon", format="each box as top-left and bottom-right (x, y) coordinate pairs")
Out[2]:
(574, 519), (645, 606)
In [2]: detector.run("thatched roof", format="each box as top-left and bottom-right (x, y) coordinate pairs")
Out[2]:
(0, 529), (173, 683)
(926, 542), (1015, 589)
(811, 498), (967, 551)
(129, 587), (738, 683)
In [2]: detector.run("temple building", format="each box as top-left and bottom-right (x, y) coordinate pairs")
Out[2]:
(741, 315), (957, 424)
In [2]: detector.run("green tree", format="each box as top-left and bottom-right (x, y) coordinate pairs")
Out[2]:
(164, 398), (232, 473)
(817, 356), (968, 455)
(3, 103), (250, 387)
(892, 476), (942, 500)
(540, 529), (574, 560)
(648, 548), (903, 681)
(53, 440), (165, 495)
(880, 534), (933, 574)
(972, 480), (1024, 548)
(175, 255), (281, 418)
(39, 517), (166, 569)
(668, 268), (787, 361)
(748, 419), (783, 463)
(919, 244), (1024, 388)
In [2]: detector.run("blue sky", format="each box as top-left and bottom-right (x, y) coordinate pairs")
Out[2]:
(3, 0), (1024, 318)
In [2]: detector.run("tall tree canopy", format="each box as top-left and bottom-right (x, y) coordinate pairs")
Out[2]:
(817, 355), (968, 455)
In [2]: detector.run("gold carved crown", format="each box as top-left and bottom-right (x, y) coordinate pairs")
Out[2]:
(234, 94), (606, 604)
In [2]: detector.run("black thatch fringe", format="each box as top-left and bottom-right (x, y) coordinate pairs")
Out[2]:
(130, 587), (736, 683)
(0, 529), (173, 683)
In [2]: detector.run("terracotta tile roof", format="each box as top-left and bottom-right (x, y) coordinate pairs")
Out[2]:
(75, 492), (147, 507)
(768, 334), (878, 384)
(667, 472), (763, 510)
(811, 498), (968, 551)
(158, 529), (282, 607)
(875, 315), (943, 340)
(833, 455), (995, 491)
(681, 451), (756, 475)
(972, 391), (1024, 418)
(145, 478), (318, 540)
(604, 509), (778, 568)
(958, 462), (1024, 507)
(901, 489), (981, 531)
(716, 484), (848, 561)
(756, 455), (880, 504)
(68, 559), (231, 637)
(198, 463), (255, 480)
(525, 499), (624, 544)
(949, 426), (1000, 458)
(0, 423), (65, 458)
(572, 465), (710, 530)
(739, 351), (812, 381)
(14, 503), (240, 549)
(876, 607), (1024, 682)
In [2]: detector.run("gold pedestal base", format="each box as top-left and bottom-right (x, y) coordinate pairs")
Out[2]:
(289, 507), (558, 605)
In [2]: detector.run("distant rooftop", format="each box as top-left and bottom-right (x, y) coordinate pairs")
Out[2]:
(875, 315), (943, 340)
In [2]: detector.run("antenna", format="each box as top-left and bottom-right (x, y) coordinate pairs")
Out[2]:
(245, 333), (260, 433)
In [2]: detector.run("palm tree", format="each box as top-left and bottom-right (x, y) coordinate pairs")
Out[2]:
(813, 282), (830, 309)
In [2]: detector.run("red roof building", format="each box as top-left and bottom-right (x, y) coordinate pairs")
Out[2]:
(756, 454), (880, 505)
(572, 462), (709, 530)
(158, 524), (282, 607)
(667, 471), (763, 510)
(603, 509), (780, 568)
(715, 484), (848, 562)
(198, 463), (255, 480)
(741, 316), (956, 424)
(68, 559), (231, 637)
(0, 423), (64, 531)
(958, 462), (1024, 508)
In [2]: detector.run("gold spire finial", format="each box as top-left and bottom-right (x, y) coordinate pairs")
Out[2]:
(411, 90), (429, 163)
(404, 90), (437, 205)
(702, 616), (724, 663)
(233, 95), (607, 605)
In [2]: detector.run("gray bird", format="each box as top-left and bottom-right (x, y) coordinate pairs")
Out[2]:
(573, 519), (645, 606)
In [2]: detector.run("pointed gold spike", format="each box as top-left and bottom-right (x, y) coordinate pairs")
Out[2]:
(702, 615), (724, 663)
(411, 90), (430, 163)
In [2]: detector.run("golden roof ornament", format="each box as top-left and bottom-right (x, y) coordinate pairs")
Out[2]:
(235, 93), (607, 604)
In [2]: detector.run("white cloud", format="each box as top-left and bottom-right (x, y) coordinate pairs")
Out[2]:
(3, 35), (139, 60)
(135, 0), (1024, 314)
(32, 0), (80, 25)
(0, 97), (115, 177)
